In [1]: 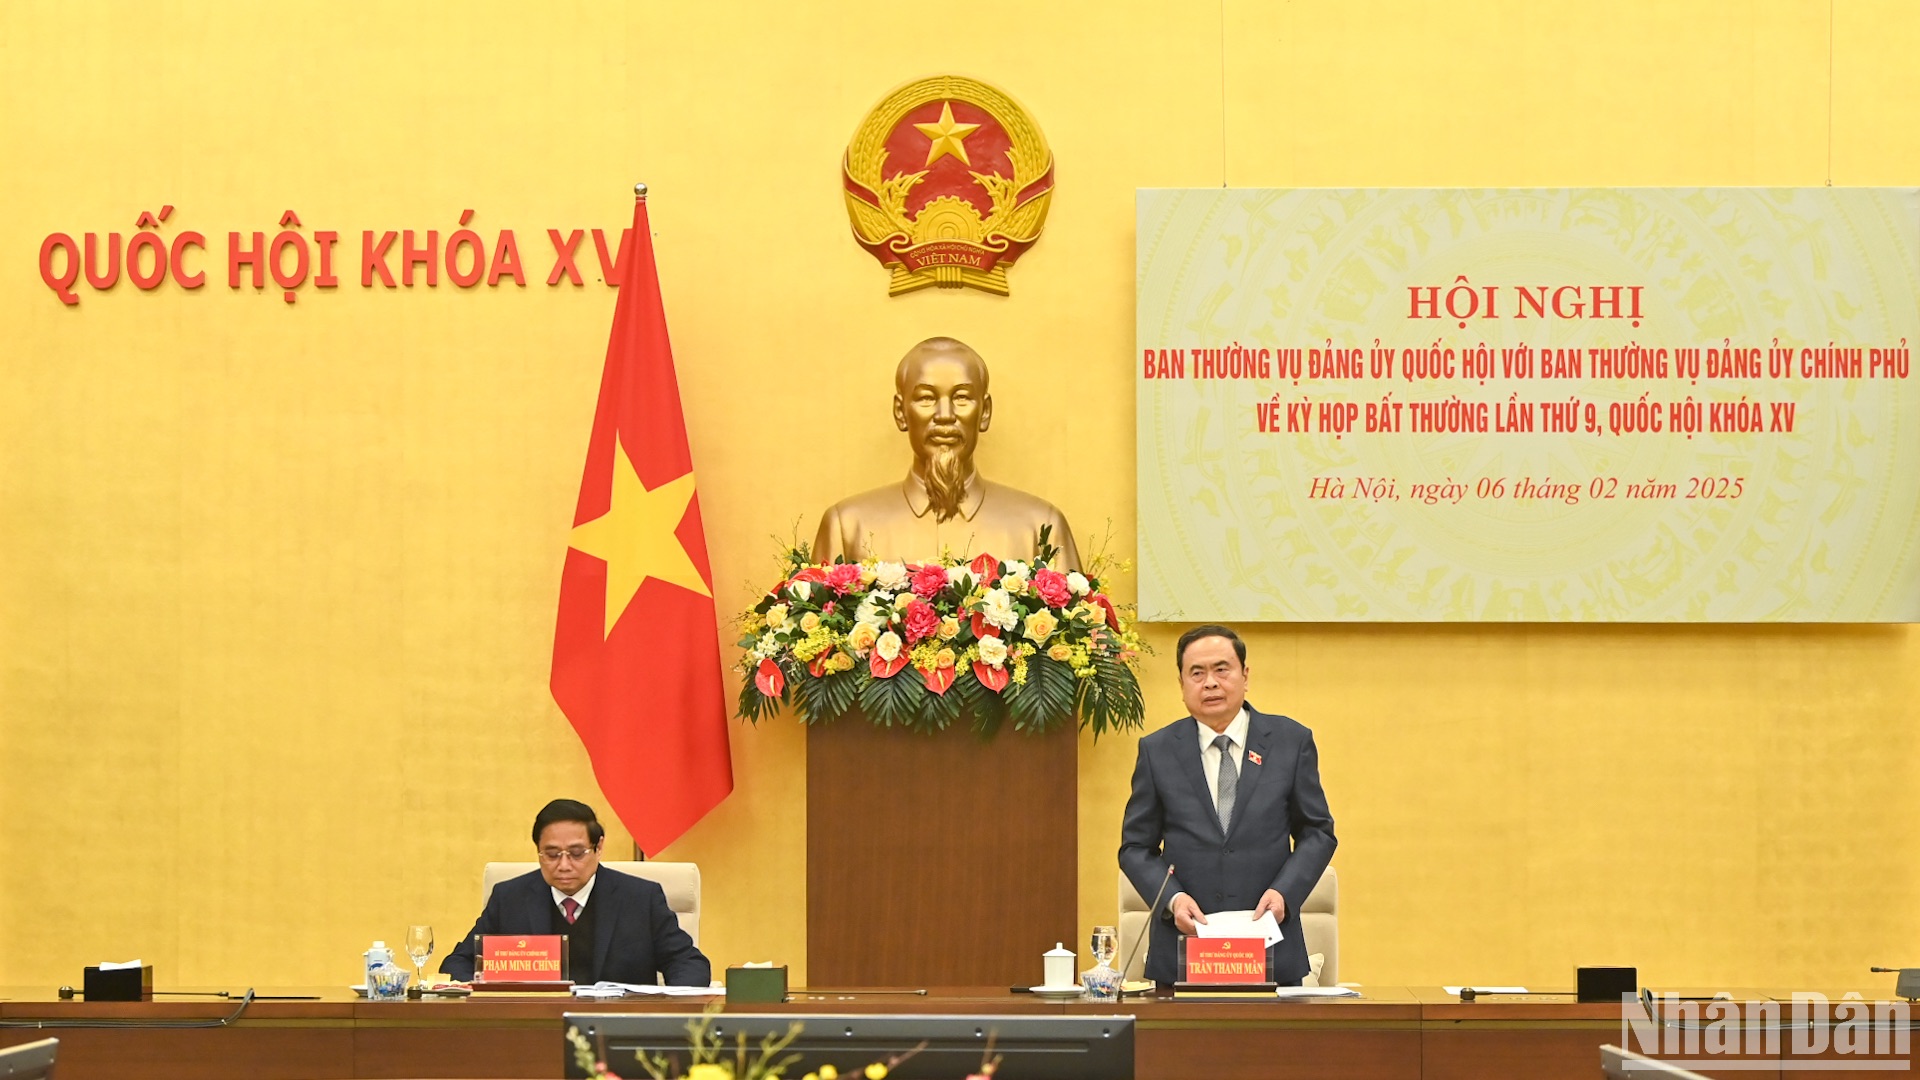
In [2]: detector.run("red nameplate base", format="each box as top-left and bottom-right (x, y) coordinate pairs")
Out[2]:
(476, 934), (570, 988)
(1184, 937), (1268, 984)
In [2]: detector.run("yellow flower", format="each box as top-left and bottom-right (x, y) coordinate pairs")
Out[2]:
(935, 647), (957, 669)
(1022, 609), (1059, 644)
(831, 651), (855, 673)
(688, 1066), (730, 1080)
(1048, 643), (1073, 662)
(891, 592), (916, 613)
(819, 1067), (839, 1080)
(847, 622), (879, 654)
(765, 603), (791, 631)
(938, 616), (961, 640)
(865, 1065), (889, 1080)
(800, 612), (821, 633)
(909, 641), (940, 672)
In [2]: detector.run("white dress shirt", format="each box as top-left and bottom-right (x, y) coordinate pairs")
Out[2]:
(1197, 705), (1251, 806)
(550, 871), (597, 911)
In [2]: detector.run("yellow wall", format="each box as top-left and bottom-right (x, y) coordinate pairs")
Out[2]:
(2, 0), (1915, 990)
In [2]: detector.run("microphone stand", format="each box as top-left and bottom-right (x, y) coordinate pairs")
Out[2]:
(1115, 865), (1175, 1002)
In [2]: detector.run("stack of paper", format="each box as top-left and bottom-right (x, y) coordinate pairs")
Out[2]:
(1192, 910), (1284, 947)
(570, 982), (724, 998)
(1274, 986), (1360, 999)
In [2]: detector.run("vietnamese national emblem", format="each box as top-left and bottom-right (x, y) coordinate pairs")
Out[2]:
(843, 75), (1053, 296)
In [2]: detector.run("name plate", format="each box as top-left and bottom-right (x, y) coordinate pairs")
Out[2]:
(478, 934), (566, 981)
(1184, 937), (1268, 983)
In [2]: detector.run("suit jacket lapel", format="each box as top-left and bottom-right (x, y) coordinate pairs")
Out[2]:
(1224, 712), (1270, 842)
(518, 876), (550, 934)
(591, 871), (618, 982)
(1168, 717), (1222, 833)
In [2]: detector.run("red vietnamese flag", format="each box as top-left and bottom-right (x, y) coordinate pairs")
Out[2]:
(550, 189), (731, 856)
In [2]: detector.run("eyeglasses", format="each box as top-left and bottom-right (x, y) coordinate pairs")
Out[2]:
(537, 846), (598, 864)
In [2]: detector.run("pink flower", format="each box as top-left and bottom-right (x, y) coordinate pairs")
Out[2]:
(1033, 568), (1073, 608)
(909, 563), (949, 600)
(825, 562), (862, 595)
(903, 600), (940, 644)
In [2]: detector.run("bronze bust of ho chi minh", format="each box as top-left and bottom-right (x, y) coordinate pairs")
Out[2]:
(812, 336), (1080, 569)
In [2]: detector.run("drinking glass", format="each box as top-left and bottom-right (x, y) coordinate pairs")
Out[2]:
(404, 925), (435, 984)
(1090, 925), (1118, 968)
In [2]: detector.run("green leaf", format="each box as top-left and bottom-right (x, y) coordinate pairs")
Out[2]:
(1006, 655), (1075, 734)
(917, 679), (962, 732)
(858, 665), (926, 730)
(954, 667), (1006, 738)
(1034, 523), (1058, 567)
(736, 679), (770, 723)
(1075, 648), (1146, 738)
(793, 667), (858, 725)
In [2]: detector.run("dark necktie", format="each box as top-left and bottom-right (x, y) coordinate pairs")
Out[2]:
(1213, 733), (1238, 833)
(562, 897), (580, 924)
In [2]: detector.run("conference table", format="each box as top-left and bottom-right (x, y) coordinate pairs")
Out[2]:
(1, 985), (1910, 1079)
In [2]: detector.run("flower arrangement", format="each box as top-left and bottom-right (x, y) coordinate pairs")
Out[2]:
(567, 1013), (922, 1080)
(735, 528), (1146, 737)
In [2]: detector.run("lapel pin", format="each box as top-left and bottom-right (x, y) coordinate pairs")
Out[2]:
(1248, 751), (1262, 766)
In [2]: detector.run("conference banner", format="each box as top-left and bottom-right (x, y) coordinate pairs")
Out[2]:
(1137, 188), (1920, 622)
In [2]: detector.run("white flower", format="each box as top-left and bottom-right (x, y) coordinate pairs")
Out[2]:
(977, 588), (1018, 631)
(1067, 571), (1091, 596)
(755, 632), (781, 658)
(945, 565), (971, 588)
(765, 603), (791, 631)
(789, 581), (812, 602)
(854, 596), (885, 625)
(1003, 559), (1031, 578)
(872, 561), (910, 590)
(977, 636), (1009, 666)
(874, 631), (903, 662)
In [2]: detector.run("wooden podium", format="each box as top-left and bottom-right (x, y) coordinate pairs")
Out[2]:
(806, 717), (1077, 986)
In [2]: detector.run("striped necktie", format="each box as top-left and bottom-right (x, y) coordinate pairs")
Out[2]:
(1213, 733), (1238, 833)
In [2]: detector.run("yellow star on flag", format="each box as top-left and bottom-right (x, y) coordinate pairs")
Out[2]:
(914, 101), (981, 167)
(567, 434), (710, 638)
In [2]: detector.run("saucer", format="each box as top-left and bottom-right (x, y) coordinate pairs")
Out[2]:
(1028, 984), (1084, 1000)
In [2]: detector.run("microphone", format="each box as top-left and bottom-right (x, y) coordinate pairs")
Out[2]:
(1873, 966), (1920, 1001)
(1116, 865), (1175, 1000)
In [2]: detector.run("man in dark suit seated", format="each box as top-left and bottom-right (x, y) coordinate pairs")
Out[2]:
(442, 799), (711, 986)
(1119, 624), (1337, 987)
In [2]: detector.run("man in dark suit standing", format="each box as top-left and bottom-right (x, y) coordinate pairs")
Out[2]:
(1119, 625), (1337, 986)
(442, 799), (711, 986)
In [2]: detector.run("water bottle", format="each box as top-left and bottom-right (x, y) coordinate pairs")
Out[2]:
(364, 940), (393, 989)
